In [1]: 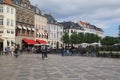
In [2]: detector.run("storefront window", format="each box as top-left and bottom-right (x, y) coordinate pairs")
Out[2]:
(22, 30), (25, 35)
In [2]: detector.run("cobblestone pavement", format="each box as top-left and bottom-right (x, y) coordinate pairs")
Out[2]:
(0, 54), (120, 80)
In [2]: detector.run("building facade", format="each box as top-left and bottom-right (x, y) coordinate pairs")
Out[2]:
(60, 21), (84, 36)
(45, 14), (63, 48)
(0, 0), (16, 51)
(11, 0), (35, 48)
(77, 21), (104, 37)
(34, 7), (48, 44)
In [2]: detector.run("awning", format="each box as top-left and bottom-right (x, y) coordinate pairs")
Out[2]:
(44, 33), (47, 36)
(31, 28), (35, 31)
(17, 25), (22, 29)
(42, 33), (45, 35)
(27, 27), (31, 30)
(39, 33), (42, 35)
(36, 39), (47, 44)
(22, 38), (37, 45)
(22, 26), (27, 30)
(36, 32), (39, 35)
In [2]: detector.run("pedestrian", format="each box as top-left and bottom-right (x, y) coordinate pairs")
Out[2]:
(41, 45), (48, 59)
(14, 46), (19, 58)
(5, 47), (9, 56)
(61, 47), (64, 56)
(11, 48), (14, 56)
(45, 46), (48, 59)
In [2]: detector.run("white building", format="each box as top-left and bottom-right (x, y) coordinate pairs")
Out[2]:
(0, 3), (16, 51)
(77, 21), (104, 38)
(47, 24), (63, 48)
(45, 14), (63, 48)
(61, 21), (84, 36)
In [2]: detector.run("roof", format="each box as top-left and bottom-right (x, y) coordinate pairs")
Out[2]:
(0, 0), (15, 7)
(44, 14), (57, 23)
(60, 21), (84, 30)
(78, 21), (104, 32)
(78, 21), (89, 28)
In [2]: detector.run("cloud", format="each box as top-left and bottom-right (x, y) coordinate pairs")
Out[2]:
(30, 0), (120, 36)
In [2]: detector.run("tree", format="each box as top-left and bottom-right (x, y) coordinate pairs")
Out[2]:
(101, 36), (116, 46)
(61, 32), (70, 46)
(70, 32), (78, 45)
(77, 32), (85, 43)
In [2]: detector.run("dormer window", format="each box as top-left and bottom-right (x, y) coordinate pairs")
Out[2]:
(24, 3), (27, 7)
(16, 0), (21, 5)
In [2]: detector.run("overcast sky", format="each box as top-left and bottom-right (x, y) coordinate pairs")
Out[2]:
(30, 0), (120, 37)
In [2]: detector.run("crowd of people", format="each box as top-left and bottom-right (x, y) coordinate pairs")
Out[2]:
(0, 45), (19, 58)
(0, 45), (50, 59)
(2, 44), (117, 58)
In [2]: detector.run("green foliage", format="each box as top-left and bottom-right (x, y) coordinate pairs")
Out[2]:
(84, 33), (100, 43)
(62, 32), (101, 46)
(61, 32), (70, 45)
(101, 36), (118, 46)
(70, 32), (78, 44)
(77, 32), (84, 43)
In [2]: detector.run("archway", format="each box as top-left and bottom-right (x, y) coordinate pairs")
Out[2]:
(57, 41), (59, 49)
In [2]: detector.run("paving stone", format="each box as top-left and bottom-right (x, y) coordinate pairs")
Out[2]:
(0, 54), (120, 80)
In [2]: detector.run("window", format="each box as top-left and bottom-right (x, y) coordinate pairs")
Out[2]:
(11, 31), (14, 34)
(27, 30), (30, 35)
(18, 29), (21, 34)
(0, 6), (3, 13)
(7, 19), (10, 26)
(60, 32), (62, 35)
(0, 30), (3, 33)
(11, 20), (13, 26)
(16, 0), (20, 4)
(11, 41), (14, 46)
(22, 30), (25, 34)
(24, 3), (27, 7)
(7, 30), (10, 33)
(71, 30), (73, 33)
(11, 8), (13, 14)
(7, 7), (10, 13)
(7, 40), (10, 46)
(0, 18), (3, 25)
(54, 26), (56, 30)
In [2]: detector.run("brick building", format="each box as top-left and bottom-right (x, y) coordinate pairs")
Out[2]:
(11, 0), (36, 48)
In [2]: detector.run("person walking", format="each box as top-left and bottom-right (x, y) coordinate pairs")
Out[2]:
(11, 48), (14, 56)
(61, 47), (64, 56)
(5, 47), (9, 56)
(45, 46), (48, 59)
(41, 45), (47, 59)
(14, 46), (19, 58)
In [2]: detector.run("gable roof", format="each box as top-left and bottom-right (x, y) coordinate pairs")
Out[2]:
(60, 21), (84, 30)
(44, 14), (57, 23)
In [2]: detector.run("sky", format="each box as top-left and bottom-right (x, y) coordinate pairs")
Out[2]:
(30, 0), (120, 37)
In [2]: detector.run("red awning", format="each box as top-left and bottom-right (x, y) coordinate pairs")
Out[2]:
(36, 39), (47, 44)
(22, 38), (37, 45)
